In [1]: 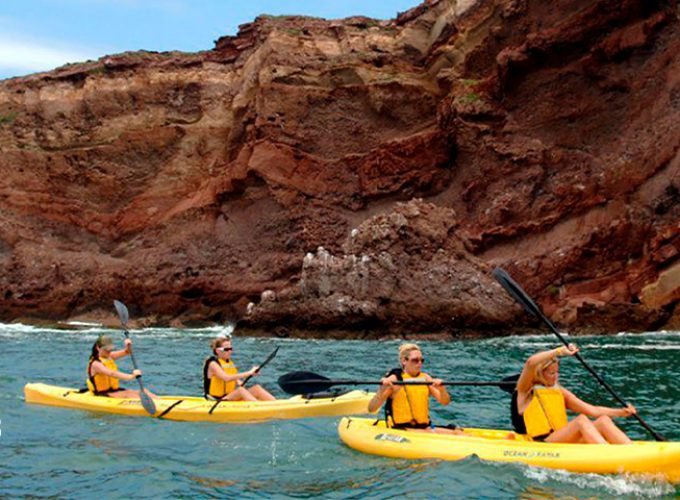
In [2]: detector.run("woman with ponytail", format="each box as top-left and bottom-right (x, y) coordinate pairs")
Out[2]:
(87, 335), (156, 399)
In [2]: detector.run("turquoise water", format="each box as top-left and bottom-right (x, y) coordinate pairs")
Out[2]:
(1, 324), (679, 498)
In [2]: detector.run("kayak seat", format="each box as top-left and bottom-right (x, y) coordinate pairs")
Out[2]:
(63, 388), (89, 397)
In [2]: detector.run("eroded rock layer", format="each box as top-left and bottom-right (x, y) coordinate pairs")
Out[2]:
(0, 0), (677, 335)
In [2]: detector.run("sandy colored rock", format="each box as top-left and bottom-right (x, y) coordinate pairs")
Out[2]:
(640, 262), (680, 309)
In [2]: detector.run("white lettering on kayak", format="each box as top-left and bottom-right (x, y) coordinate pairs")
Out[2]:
(375, 433), (410, 444)
(502, 449), (561, 459)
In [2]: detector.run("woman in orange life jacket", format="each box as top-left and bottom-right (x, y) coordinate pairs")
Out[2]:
(87, 335), (157, 399)
(512, 343), (637, 443)
(367, 343), (463, 435)
(203, 336), (276, 401)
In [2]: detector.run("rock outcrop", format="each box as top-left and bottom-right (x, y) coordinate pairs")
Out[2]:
(0, 0), (677, 335)
(241, 199), (520, 336)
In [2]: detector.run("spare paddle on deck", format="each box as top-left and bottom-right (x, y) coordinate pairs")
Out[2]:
(278, 371), (517, 395)
(209, 346), (279, 414)
(492, 267), (666, 442)
(113, 300), (157, 416)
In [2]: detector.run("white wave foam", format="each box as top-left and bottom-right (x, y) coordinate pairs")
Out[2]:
(0, 322), (234, 340)
(616, 330), (680, 337)
(66, 321), (103, 327)
(523, 466), (675, 497)
(579, 343), (680, 350)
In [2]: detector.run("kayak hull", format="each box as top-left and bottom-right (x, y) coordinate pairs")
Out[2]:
(24, 383), (374, 423)
(338, 417), (680, 483)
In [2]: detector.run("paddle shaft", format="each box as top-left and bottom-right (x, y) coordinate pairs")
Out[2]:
(113, 300), (156, 416)
(123, 331), (149, 394)
(242, 347), (279, 386)
(493, 268), (666, 442)
(209, 347), (279, 414)
(283, 379), (515, 387)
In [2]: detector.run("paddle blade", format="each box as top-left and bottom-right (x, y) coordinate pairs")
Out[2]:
(140, 390), (157, 415)
(113, 300), (129, 327)
(492, 268), (543, 319)
(278, 371), (333, 395)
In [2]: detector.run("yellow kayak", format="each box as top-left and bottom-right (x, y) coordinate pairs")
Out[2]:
(338, 417), (680, 483)
(24, 383), (374, 423)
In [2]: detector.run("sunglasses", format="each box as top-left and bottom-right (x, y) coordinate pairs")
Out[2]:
(408, 357), (425, 363)
(218, 347), (233, 352)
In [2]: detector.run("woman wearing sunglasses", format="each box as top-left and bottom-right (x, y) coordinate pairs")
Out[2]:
(511, 343), (636, 443)
(87, 335), (156, 399)
(203, 337), (276, 401)
(368, 343), (461, 434)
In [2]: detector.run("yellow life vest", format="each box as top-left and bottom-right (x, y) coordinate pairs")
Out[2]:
(390, 372), (430, 427)
(208, 359), (238, 398)
(523, 386), (568, 438)
(87, 358), (120, 394)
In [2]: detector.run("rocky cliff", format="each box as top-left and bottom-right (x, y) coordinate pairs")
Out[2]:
(0, 0), (677, 335)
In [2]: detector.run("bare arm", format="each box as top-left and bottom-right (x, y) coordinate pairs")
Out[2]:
(426, 374), (450, 406)
(515, 344), (578, 412)
(110, 338), (132, 360)
(110, 349), (129, 361)
(208, 362), (256, 383)
(90, 360), (138, 381)
(368, 375), (398, 413)
(563, 388), (637, 418)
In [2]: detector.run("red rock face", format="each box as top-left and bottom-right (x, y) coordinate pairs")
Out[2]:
(0, 0), (677, 335)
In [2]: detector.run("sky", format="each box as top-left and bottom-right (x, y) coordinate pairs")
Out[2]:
(0, 0), (420, 80)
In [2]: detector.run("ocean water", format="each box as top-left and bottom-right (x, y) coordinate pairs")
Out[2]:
(1, 324), (678, 498)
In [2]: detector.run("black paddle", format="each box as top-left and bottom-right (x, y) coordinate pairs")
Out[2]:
(277, 370), (517, 395)
(492, 267), (666, 442)
(209, 346), (279, 414)
(113, 300), (157, 416)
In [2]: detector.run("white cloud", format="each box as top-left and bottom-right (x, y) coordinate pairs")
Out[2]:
(0, 37), (100, 77)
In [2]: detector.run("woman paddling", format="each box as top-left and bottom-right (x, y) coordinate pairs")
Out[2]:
(203, 337), (276, 401)
(87, 335), (156, 399)
(368, 343), (462, 434)
(512, 344), (636, 443)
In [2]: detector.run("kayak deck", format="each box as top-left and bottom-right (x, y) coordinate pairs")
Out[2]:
(24, 383), (374, 423)
(338, 417), (680, 483)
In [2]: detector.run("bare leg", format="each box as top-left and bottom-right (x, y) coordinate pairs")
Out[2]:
(248, 384), (276, 401)
(400, 427), (465, 436)
(545, 414), (607, 444)
(223, 387), (257, 401)
(432, 427), (465, 436)
(594, 415), (631, 444)
(108, 389), (158, 399)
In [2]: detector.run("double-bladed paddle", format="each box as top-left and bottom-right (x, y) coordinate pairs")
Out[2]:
(277, 370), (517, 395)
(209, 346), (279, 414)
(492, 267), (666, 442)
(113, 300), (157, 416)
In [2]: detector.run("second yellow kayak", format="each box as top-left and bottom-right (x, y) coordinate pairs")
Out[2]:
(338, 417), (680, 483)
(24, 383), (374, 423)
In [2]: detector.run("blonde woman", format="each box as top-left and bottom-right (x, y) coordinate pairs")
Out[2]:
(512, 344), (636, 443)
(203, 337), (276, 401)
(368, 343), (461, 434)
